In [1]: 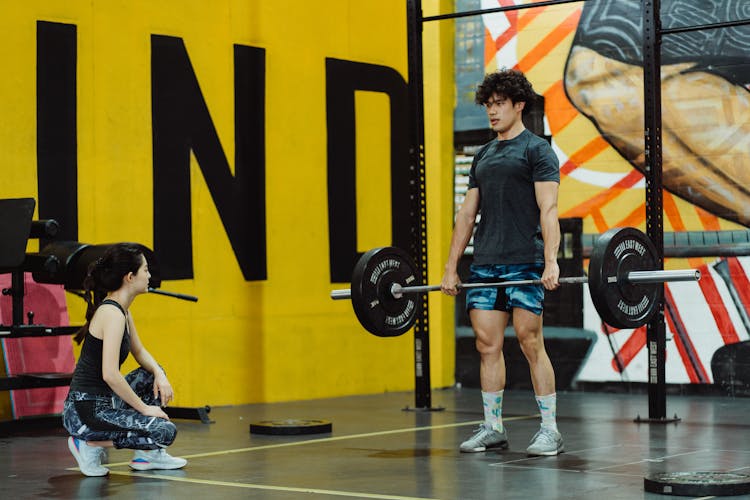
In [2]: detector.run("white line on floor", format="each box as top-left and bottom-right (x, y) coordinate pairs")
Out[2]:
(109, 471), (441, 500)
(73, 414), (540, 469)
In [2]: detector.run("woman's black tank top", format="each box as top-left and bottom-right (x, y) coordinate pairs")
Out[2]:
(69, 299), (131, 395)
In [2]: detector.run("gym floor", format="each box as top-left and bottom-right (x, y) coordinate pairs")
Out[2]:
(1, 388), (747, 499)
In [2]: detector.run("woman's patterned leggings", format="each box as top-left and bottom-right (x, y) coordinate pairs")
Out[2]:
(62, 368), (177, 450)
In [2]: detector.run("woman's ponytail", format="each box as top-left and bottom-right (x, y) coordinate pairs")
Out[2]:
(73, 259), (103, 344)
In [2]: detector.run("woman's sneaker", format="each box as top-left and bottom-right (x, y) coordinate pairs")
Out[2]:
(526, 427), (564, 456)
(67, 437), (109, 477)
(459, 424), (509, 453)
(130, 448), (188, 470)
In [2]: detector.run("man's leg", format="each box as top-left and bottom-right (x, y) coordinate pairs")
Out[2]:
(514, 308), (564, 456)
(459, 309), (511, 453)
(471, 309), (509, 393)
(513, 308), (555, 396)
(474, 309), (509, 432)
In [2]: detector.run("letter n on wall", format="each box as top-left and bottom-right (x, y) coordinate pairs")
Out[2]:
(37, 21), (78, 245)
(151, 35), (267, 281)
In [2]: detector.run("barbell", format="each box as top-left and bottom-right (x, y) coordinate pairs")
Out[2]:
(147, 288), (199, 302)
(330, 227), (701, 337)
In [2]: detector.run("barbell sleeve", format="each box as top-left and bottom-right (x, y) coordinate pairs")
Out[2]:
(619, 269), (701, 284)
(330, 270), (700, 301)
(331, 289), (354, 300)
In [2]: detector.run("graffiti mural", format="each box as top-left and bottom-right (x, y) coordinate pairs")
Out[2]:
(463, 0), (750, 384)
(567, 0), (750, 227)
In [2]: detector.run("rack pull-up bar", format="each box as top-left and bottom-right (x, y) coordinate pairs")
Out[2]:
(661, 17), (750, 35)
(422, 0), (585, 23)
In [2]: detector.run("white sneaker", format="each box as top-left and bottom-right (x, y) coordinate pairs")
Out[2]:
(459, 424), (509, 453)
(526, 427), (564, 456)
(67, 437), (109, 477)
(130, 448), (187, 470)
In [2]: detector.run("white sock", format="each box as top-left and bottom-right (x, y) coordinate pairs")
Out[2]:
(535, 393), (558, 432)
(481, 390), (504, 432)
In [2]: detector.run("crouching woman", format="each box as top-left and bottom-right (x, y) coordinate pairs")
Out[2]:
(63, 243), (187, 476)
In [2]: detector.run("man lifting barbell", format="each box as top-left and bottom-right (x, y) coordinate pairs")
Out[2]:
(440, 69), (565, 456)
(331, 70), (700, 457)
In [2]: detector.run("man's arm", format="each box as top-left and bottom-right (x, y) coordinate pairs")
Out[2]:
(441, 188), (480, 296)
(535, 181), (560, 290)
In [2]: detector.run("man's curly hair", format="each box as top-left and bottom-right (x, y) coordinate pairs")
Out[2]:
(475, 69), (536, 107)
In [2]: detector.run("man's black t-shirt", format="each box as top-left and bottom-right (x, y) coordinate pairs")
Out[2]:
(468, 129), (560, 265)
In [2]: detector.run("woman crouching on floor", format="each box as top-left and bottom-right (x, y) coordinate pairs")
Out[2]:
(62, 243), (186, 476)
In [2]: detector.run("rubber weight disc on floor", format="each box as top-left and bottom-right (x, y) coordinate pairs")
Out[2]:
(644, 471), (750, 496)
(249, 419), (333, 435)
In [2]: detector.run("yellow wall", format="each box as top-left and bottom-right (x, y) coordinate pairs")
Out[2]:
(423, 0), (457, 389)
(1, 0), (457, 407)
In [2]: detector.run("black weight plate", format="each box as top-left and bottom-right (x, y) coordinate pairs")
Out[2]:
(350, 247), (419, 337)
(249, 419), (332, 436)
(644, 471), (750, 496)
(589, 227), (661, 328)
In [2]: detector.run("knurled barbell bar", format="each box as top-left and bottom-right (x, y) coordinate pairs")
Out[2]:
(330, 227), (701, 337)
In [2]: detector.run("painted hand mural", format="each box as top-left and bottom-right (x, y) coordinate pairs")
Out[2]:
(564, 0), (750, 227)
(472, 0), (750, 386)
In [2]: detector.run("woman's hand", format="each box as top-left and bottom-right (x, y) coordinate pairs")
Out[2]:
(141, 404), (170, 420)
(153, 371), (174, 407)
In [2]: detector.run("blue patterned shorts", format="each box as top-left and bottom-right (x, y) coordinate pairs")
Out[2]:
(466, 263), (545, 316)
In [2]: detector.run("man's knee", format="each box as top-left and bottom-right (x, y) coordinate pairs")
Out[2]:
(474, 330), (503, 356)
(517, 330), (545, 360)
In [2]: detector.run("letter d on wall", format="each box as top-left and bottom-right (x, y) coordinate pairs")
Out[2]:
(325, 58), (409, 283)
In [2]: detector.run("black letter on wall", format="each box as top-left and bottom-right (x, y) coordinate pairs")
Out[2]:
(325, 58), (410, 283)
(37, 21), (78, 244)
(152, 36), (266, 280)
